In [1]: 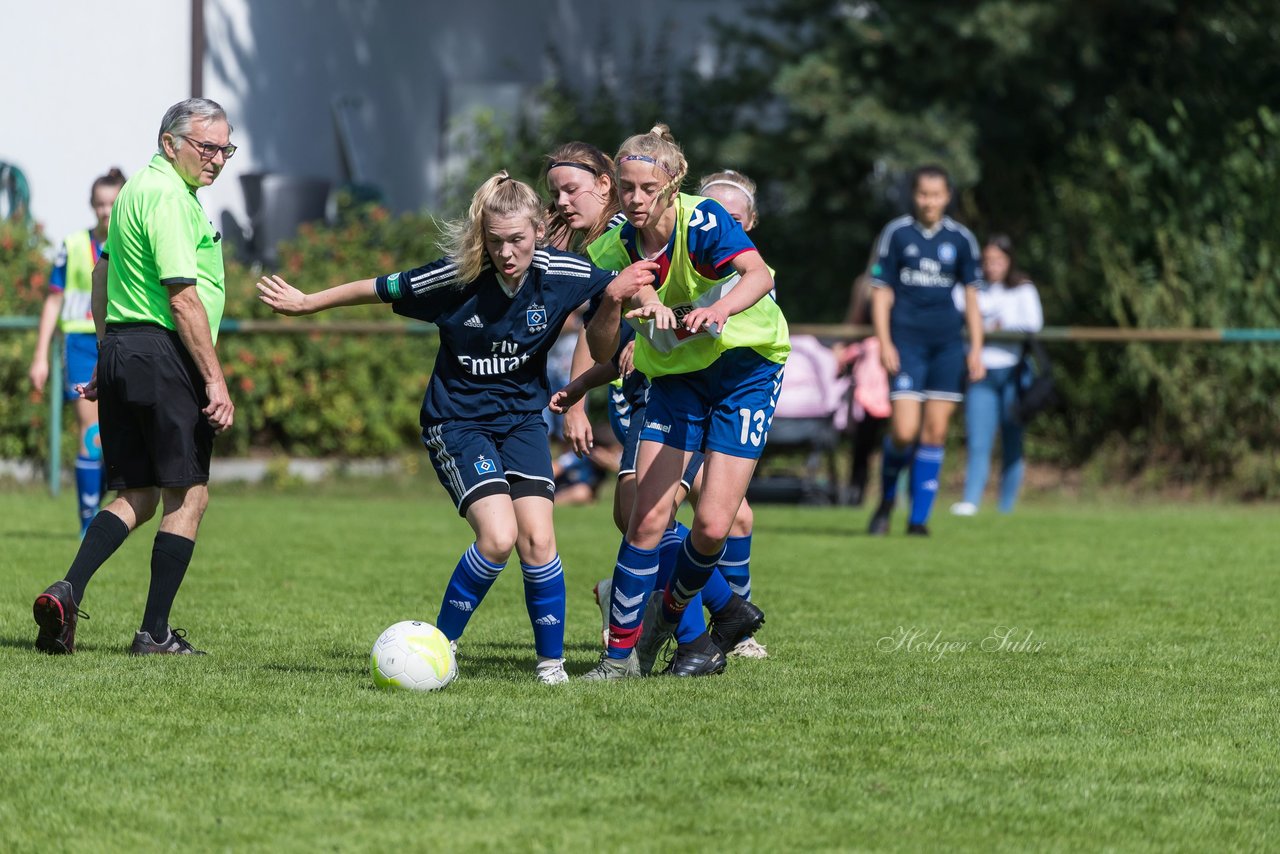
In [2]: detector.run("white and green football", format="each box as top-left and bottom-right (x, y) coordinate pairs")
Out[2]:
(370, 621), (457, 692)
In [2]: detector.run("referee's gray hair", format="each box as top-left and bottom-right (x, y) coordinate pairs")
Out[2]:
(157, 98), (232, 152)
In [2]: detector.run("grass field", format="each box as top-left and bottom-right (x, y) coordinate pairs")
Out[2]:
(1, 481), (1277, 852)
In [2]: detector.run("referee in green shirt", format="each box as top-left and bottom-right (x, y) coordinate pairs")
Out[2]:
(33, 98), (237, 656)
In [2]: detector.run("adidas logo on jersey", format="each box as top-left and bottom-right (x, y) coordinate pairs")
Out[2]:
(534, 614), (561, 627)
(447, 599), (474, 612)
(464, 314), (483, 328)
(904, 244), (920, 257)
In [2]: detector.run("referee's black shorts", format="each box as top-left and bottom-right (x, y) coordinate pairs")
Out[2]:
(98, 323), (215, 490)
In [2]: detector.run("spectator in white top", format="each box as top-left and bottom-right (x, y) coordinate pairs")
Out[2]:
(950, 234), (1043, 515)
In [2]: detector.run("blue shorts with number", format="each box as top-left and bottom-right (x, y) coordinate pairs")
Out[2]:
(421, 412), (554, 516)
(890, 334), (965, 403)
(63, 332), (98, 401)
(641, 348), (785, 461)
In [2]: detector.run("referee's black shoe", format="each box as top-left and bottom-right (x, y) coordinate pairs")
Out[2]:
(33, 580), (86, 655)
(868, 500), (895, 536)
(709, 593), (765, 655)
(906, 523), (930, 537)
(131, 627), (207, 656)
(661, 633), (726, 677)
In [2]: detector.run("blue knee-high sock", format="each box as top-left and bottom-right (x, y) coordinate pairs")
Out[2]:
(675, 591), (707, 644)
(521, 555), (565, 659)
(663, 537), (726, 623)
(718, 533), (752, 600)
(435, 544), (504, 642)
(656, 521), (690, 592)
(606, 539), (660, 659)
(881, 438), (913, 502)
(657, 522), (708, 643)
(74, 454), (102, 534)
(908, 445), (945, 526)
(702, 569), (733, 613)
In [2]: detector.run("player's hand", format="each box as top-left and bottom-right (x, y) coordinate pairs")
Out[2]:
(683, 305), (727, 335)
(618, 340), (636, 378)
(967, 349), (986, 383)
(256, 274), (312, 316)
(626, 301), (676, 330)
(880, 341), (900, 375)
(204, 379), (235, 434)
(28, 356), (49, 394)
(76, 366), (99, 402)
(606, 261), (660, 303)
(562, 405), (594, 457)
(549, 380), (585, 414)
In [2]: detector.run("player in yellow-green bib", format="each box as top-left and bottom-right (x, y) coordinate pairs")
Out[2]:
(28, 168), (127, 536)
(580, 124), (789, 680)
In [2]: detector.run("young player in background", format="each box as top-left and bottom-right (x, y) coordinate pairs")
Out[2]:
(867, 164), (985, 536)
(28, 168), (127, 536)
(258, 171), (657, 684)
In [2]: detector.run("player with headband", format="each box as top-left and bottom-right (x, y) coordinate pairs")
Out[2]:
(577, 125), (789, 680)
(546, 146), (766, 672)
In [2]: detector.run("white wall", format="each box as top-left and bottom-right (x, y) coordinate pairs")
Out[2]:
(0, 0), (191, 252)
(2, 0), (735, 262)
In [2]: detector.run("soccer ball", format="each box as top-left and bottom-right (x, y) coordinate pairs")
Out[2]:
(370, 621), (458, 692)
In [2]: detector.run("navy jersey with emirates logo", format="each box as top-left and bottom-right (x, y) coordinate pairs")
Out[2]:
(871, 215), (981, 341)
(375, 247), (616, 424)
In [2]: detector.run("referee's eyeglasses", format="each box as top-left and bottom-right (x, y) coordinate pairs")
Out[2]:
(176, 135), (237, 161)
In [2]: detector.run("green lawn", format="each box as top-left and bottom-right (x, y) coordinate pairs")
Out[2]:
(1, 483), (1276, 852)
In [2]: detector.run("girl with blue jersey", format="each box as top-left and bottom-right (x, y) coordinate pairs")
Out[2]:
(28, 168), (127, 536)
(867, 165), (985, 536)
(546, 147), (767, 671)
(258, 172), (657, 684)
(577, 125), (789, 680)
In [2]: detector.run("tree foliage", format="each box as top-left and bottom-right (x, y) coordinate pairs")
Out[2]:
(475, 0), (1279, 492)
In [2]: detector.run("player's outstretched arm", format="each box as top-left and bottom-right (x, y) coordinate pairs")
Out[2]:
(551, 360), (620, 416)
(256, 274), (380, 316)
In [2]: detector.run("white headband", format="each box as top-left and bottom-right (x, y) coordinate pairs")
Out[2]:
(700, 178), (755, 207)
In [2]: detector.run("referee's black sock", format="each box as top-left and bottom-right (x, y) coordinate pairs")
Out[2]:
(141, 532), (195, 639)
(64, 511), (131, 605)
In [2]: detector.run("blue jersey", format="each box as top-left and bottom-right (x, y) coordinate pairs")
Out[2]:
(375, 247), (616, 424)
(584, 197), (757, 398)
(612, 197), (756, 286)
(871, 215), (981, 340)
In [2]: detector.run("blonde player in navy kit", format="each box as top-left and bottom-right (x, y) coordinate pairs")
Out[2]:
(258, 172), (657, 684)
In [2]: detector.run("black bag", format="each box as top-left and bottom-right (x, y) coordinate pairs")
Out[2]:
(1013, 336), (1057, 425)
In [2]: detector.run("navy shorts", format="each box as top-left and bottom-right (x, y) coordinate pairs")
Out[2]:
(890, 336), (966, 403)
(641, 348), (785, 461)
(611, 377), (703, 488)
(422, 412), (555, 516)
(63, 332), (98, 401)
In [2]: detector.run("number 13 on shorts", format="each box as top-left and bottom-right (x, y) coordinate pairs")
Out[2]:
(738, 408), (767, 447)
